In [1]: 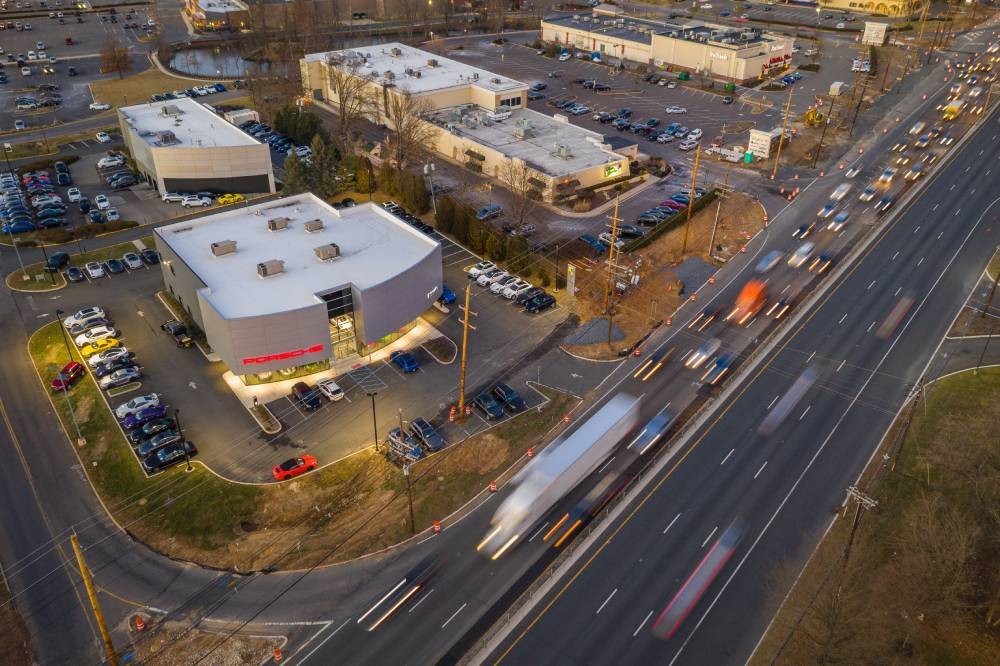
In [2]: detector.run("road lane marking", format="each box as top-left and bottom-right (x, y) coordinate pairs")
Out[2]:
(663, 512), (682, 534)
(409, 588), (434, 613)
(867, 280), (876, 290)
(867, 321), (876, 333)
(836, 359), (845, 373)
(441, 602), (467, 629)
(806, 351), (815, 363)
(633, 610), (654, 637)
(701, 526), (718, 548)
(954, 209), (961, 216)
(297, 618), (351, 664)
(527, 522), (549, 543)
(596, 588), (617, 614)
(932, 203), (939, 211)
(913, 226), (920, 234)
(937, 231), (944, 239)
(720, 448), (734, 466)
(767, 395), (779, 410)
(798, 405), (811, 421)
(838, 313), (848, 324)
(753, 461), (768, 479)
(918, 256), (925, 266)
(597, 455), (616, 474)
(891, 251), (899, 260)
(894, 286), (902, 296)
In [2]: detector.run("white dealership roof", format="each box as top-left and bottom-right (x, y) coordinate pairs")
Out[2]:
(304, 42), (527, 96)
(119, 97), (258, 148)
(154, 194), (440, 318)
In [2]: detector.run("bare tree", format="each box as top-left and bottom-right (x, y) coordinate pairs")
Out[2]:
(395, 0), (418, 39)
(499, 158), (540, 232)
(323, 60), (377, 154)
(100, 37), (133, 80)
(485, 0), (510, 37)
(384, 91), (439, 168)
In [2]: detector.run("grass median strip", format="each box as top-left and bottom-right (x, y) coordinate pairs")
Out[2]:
(30, 320), (579, 570)
(5, 265), (64, 291)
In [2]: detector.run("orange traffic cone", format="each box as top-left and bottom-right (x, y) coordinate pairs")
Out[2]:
(433, 520), (442, 534)
(134, 615), (146, 632)
(273, 646), (283, 663)
(489, 480), (497, 493)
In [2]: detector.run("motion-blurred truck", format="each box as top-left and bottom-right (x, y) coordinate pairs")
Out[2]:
(726, 279), (768, 326)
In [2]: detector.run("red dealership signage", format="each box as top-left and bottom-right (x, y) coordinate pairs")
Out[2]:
(242, 344), (325, 366)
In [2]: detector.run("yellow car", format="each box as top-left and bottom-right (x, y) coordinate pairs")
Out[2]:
(217, 193), (245, 205)
(80, 338), (120, 358)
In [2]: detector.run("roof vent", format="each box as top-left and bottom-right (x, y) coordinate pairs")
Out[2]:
(491, 77), (501, 84)
(314, 243), (341, 261)
(391, 47), (402, 56)
(160, 104), (182, 117)
(427, 58), (439, 67)
(267, 217), (291, 231)
(211, 240), (237, 256)
(256, 259), (285, 278)
(304, 219), (324, 233)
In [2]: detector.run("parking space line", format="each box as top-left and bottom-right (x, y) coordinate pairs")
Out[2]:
(286, 396), (306, 419)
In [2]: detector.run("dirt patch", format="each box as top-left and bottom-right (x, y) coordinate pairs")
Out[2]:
(129, 621), (279, 665)
(0, 586), (33, 665)
(949, 304), (999, 338)
(565, 192), (766, 359)
(422, 336), (457, 363)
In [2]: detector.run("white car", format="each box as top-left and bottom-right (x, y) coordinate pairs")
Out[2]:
(97, 156), (124, 169)
(665, 105), (687, 114)
(678, 139), (699, 151)
(66, 187), (82, 202)
(684, 338), (721, 369)
(87, 347), (131, 369)
(100, 367), (140, 390)
(490, 275), (517, 294)
(115, 393), (160, 420)
(477, 269), (509, 287)
(558, 53), (571, 61)
(502, 279), (533, 299)
(64, 306), (106, 330)
(687, 128), (703, 140)
(89, 102), (111, 111)
(316, 378), (345, 401)
(598, 231), (625, 249)
(122, 252), (143, 270)
(161, 192), (184, 203)
(181, 195), (212, 208)
(830, 183), (852, 201)
(94, 194), (110, 210)
(788, 242), (816, 268)
(84, 261), (105, 279)
(106, 208), (120, 222)
(467, 261), (496, 279)
(75, 325), (118, 347)
(657, 133), (674, 144)
(95, 132), (112, 143)
(31, 195), (62, 207)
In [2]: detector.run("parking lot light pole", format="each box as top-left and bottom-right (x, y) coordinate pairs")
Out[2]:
(367, 392), (379, 453)
(54, 309), (74, 360)
(55, 309), (85, 445)
(424, 163), (437, 216)
(39, 243), (55, 285)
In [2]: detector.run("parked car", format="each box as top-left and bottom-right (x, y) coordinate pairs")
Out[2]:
(291, 381), (322, 411)
(88, 347), (132, 368)
(127, 417), (177, 444)
(141, 441), (197, 474)
(84, 261), (105, 279)
(181, 195), (211, 208)
(95, 358), (137, 380)
(115, 393), (160, 420)
(122, 252), (143, 270)
(44, 250), (69, 272)
(95, 131), (111, 143)
(80, 338), (120, 358)
(99, 366), (140, 389)
(492, 382), (526, 412)
(390, 350), (420, 373)
(63, 306), (106, 329)
(160, 319), (193, 347)
(121, 403), (169, 430)
(75, 325), (118, 347)
(467, 261), (497, 279)
(140, 249), (160, 265)
(66, 266), (85, 282)
(272, 454), (319, 481)
(438, 285), (457, 305)
(409, 417), (445, 452)
(472, 392), (504, 419)
(94, 194), (110, 210)
(525, 293), (556, 313)
(105, 258), (126, 274)
(476, 203), (503, 221)
(50, 361), (85, 391)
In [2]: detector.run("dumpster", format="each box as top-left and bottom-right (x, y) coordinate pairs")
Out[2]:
(678, 71), (690, 81)
(723, 82), (736, 93)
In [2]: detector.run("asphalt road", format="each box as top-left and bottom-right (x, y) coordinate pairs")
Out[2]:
(485, 87), (1000, 666)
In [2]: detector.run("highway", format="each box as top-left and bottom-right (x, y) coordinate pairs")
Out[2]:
(485, 96), (1000, 666)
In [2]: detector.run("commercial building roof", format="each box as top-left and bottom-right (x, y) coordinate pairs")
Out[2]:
(304, 42), (526, 96)
(155, 194), (440, 319)
(545, 12), (780, 49)
(426, 106), (623, 178)
(119, 97), (258, 148)
(192, 0), (247, 13)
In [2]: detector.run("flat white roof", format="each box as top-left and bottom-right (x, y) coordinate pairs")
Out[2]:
(155, 194), (440, 319)
(120, 97), (258, 148)
(427, 106), (625, 178)
(305, 42), (526, 96)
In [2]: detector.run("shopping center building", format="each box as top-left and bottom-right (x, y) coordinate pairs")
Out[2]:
(118, 97), (276, 195)
(541, 8), (794, 84)
(154, 193), (443, 383)
(300, 42), (631, 201)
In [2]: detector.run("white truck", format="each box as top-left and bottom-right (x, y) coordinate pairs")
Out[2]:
(477, 393), (641, 559)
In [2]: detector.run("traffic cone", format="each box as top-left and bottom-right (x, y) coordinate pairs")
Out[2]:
(489, 480), (497, 493)
(448, 405), (456, 422)
(633, 348), (641, 357)
(741, 245), (747, 253)
(527, 447), (535, 458)
(464, 405), (471, 416)
(666, 317), (673, 326)
(708, 276), (716, 284)
(273, 646), (283, 663)
(690, 292), (697, 301)
(563, 413), (572, 423)
(433, 520), (441, 534)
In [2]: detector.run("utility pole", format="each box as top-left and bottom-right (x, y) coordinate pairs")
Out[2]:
(402, 464), (416, 535)
(604, 196), (623, 347)
(707, 191), (727, 256)
(848, 69), (871, 136)
(838, 486), (878, 595)
(682, 144), (702, 253)
(880, 48), (895, 92)
(916, 0), (930, 43)
(770, 87), (793, 181)
(456, 284), (476, 419)
(811, 95), (837, 169)
(70, 534), (118, 666)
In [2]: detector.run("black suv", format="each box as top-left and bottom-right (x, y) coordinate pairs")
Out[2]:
(492, 383), (527, 413)
(160, 319), (193, 347)
(291, 382), (322, 411)
(409, 417), (446, 452)
(44, 251), (69, 272)
(473, 393), (505, 419)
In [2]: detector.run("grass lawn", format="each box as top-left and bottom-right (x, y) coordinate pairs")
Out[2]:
(68, 238), (145, 266)
(5, 265), (64, 291)
(90, 70), (202, 108)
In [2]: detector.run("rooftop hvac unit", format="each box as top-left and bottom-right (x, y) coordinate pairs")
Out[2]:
(384, 70), (396, 80)
(210, 240), (237, 256)
(314, 243), (341, 261)
(427, 58), (438, 67)
(160, 104), (182, 117)
(391, 47), (402, 56)
(556, 144), (573, 159)
(267, 217), (291, 231)
(256, 259), (284, 278)
(490, 77), (501, 84)
(304, 219), (324, 233)
(405, 67), (414, 76)
(473, 72), (479, 80)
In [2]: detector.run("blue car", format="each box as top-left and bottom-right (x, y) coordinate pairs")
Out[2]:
(213, 82), (226, 92)
(3, 220), (36, 233)
(438, 285), (457, 305)
(88, 210), (104, 224)
(122, 404), (169, 431)
(390, 350), (420, 373)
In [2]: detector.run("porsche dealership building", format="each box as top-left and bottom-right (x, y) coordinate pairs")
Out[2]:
(154, 193), (442, 382)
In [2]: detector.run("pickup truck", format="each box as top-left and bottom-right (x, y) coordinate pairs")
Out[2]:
(160, 319), (193, 348)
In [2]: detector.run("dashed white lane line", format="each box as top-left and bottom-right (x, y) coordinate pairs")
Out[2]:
(891, 251), (899, 260)
(917, 256), (925, 267)
(753, 461), (768, 480)
(767, 395), (780, 410)
(798, 405), (811, 421)
(838, 313), (848, 324)
(296, 619), (351, 665)
(932, 203), (940, 211)
(597, 455), (616, 474)
(720, 448), (735, 466)
(663, 512), (682, 535)
(836, 359), (846, 373)
(867, 321), (877, 333)
(441, 602), (467, 629)
(409, 588), (434, 613)
(633, 610), (654, 637)
(806, 351), (816, 363)
(867, 280), (876, 290)
(913, 226), (920, 234)
(596, 588), (618, 614)
(894, 286), (903, 296)
(527, 522), (549, 543)
(701, 526), (718, 548)
(937, 231), (944, 240)
(954, 209), (961, 216)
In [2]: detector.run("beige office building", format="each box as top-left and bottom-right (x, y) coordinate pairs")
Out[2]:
(300, 43), (631, 202)
(818, 0), (922, 18)
(542, 10), (794, 84)
(118, 97), (276, 195)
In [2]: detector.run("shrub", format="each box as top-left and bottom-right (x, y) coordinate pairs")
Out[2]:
(452, 207), (470, 244)
(539, 270), (551, 288)
(435, 196), (456, 234)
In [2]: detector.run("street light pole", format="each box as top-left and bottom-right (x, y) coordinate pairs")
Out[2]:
(367, 391), (379, 453)
(55, 309), (85, 445)
(424, 163), (437, 216)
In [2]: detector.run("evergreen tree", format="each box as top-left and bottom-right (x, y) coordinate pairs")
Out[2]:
(435, 196), (455, 234)
(485, 233), (504, 261)
(467, 218), (486, 253)
(452, 207), (469, 243)
(355, 157), (375, 199)
(282, 152), (308, 195)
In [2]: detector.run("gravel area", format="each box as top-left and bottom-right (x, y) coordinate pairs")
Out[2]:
(565, 317), (624, 345)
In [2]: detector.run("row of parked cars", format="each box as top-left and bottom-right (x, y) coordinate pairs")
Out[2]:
(0, 163), (74, 233)
(161, 190), (244, 208)
(148, 82), (227, 103)
(467, 260), (556, 313)
(45, 246), (159, 282)
(237, 119), (313, 161)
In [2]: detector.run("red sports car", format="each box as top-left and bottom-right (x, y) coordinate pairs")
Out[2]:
(51, 361), (85, 391)
(272, 454), (318, 481)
